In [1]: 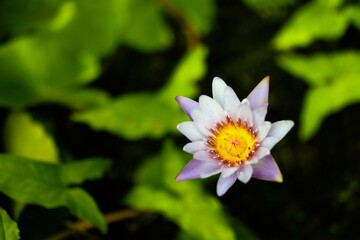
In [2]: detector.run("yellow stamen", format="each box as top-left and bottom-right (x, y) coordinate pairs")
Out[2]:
(208, 118), (257, 167)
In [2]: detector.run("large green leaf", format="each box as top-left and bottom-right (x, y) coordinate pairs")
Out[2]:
(73, 46), (207, 140)
(121, 0), (173, 52)
(0, 155), (110, 232)
(126, 141), (241, 240)
(300, 78), (360, 140)
(277, 51), (360, 140)
(0, 208), (20, 240)
(273, 0), (349, 50)
(0, 0), (129, 108)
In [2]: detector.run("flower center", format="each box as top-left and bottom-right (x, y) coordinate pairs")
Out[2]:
(208, 118), (257, 167)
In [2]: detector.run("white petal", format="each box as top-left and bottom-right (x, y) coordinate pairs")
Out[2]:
(247, 76), (269, 110)
(221, 166), (239, 178)
(177, 122), (204, 141)
(237, 164), (253, 183)
(256, 121), (272, 141)
(199, 95), (226, 122)
(235, 99), (253, 123)
(183, 141), (208, 154)
(216, 171), (238, 196)
(199, 161), (222, 178)
(252, 106), (267, 128)
(212, 77), (227, 108)
(223, 87), (241, 121)
(194, 151), (214, 161)
(191, 109), (213, 137)
(261, 120), (294, 149)
(248, 146), (270, 164)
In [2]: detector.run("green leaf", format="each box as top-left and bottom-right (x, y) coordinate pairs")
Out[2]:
(0, 155), (110, 232)
(0, 208), (20, 240)
(46, 88), (112, 110)
(4, 111), (59, 163)
(126, 141), (237, 240)
(168, 0), (216, 35)
(60, 158), (111, 185)
(122, 0), (173, 52)
(0, 0), (129, 108)
(345, 4), (360, 30)
(277, 51), (360, 140)
(0, 0), (64, 37)
(277, 51), (360, 86)
(272, 0), (349, 50)
(159, 45), (208, 103)
(73, 46), (207, 140)
(300, 78), (360, 140)
(65, 188), (107, 233)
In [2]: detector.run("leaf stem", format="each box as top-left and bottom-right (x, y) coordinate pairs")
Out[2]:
(47, 209), (145, 240)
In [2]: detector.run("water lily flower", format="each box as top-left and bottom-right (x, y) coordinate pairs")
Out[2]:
(176, 76), (294, 196)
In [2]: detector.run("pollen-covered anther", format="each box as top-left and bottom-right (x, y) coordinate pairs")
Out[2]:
(208, 118), (258, 167)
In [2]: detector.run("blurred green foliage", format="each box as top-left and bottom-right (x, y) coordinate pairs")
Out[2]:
(0, 0), (358, 239)
(0, 208), (20, 240)
(273, 0), (360, 140)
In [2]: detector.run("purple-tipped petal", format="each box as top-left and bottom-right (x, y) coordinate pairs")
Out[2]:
(176, 159), (222, 181)
(176, 159), (204, 181)
(252, 155), (283, 182)
(247, 76), (269, 110)
(261, 120), (294, 149)
(176, 96), (200, 120)
(212, 77), (227, 107)
(217, 171), (238, 196)
(183, 141), (208, 154)
(177, 122), (204, 141)
(237, 164), (253, 183)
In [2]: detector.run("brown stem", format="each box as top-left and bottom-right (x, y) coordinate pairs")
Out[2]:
(156, 0), (201, 49)
(47, 209), (144, 240)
